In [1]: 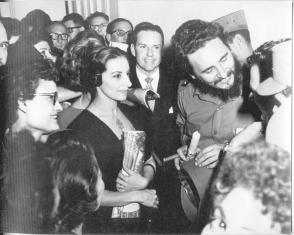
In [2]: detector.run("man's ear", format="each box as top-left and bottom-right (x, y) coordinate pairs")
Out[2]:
(17, 99), (27, 113)
(232, 34), (245, 49)
(130, 44), (136, 57)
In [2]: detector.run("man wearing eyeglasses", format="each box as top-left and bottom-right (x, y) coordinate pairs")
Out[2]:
(106, 18), (133, 51)
(62, 13), (85, 42)
(86, 11), (109, 39)
(47, 21), (69, 51)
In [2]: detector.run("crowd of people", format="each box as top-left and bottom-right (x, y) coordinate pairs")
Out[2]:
(0, 7), (291, 234)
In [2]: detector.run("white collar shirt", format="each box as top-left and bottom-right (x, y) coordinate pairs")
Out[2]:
(136, 66), (160, 92)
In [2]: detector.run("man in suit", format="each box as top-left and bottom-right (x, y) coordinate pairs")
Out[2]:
(128, 22), (190, 233)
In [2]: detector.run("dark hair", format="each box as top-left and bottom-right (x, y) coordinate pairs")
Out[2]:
(85, 11), (109, 28)
(6, 59), (58, 125)
(62, 13), (85, 27)
(211, 140), (291, 233)
(21, 9), (51, 36)
(67, 29), (105, 48)
(59, 41), (105, 94)
(0, 17), (22, 39)
(225, 29), (251, 45)
(130, 22), (164, 46)
(45, 130), (102, 233)
(92, 46), (129, 86)
(172, 19), (226, 75)
(106, 18), (133, 34)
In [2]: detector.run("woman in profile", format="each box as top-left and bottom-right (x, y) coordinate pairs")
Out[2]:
(67, 46), (158, 233)
(43, 130), (105, 234)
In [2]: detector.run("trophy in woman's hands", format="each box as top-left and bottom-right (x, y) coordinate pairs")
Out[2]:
(112, 130), (146, 218)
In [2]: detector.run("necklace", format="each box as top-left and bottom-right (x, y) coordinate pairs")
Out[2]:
(113, 109), (124, 131)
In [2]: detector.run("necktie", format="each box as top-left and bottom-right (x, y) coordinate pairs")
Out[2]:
(145, 77), (154, 91)
(145, 77), (155, 111)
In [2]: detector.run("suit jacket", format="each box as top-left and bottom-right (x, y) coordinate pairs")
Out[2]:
(129, 64), (181, 161)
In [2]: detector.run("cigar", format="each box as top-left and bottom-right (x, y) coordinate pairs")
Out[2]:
(163, 150), (200, 163)
(163, 153), (179, 163)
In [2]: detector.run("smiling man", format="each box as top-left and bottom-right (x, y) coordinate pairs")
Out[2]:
(172, 19), (255, 170)
(129, 22), (187, 233)
(172, 19), (256, 233)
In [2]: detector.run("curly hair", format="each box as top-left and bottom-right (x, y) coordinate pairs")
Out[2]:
(44, 130), (102, 233)
(6, 59), (58, 126)
(58, 39), (106, 93)
(211, 139), (291, 233)
(171, 19), (226, 75)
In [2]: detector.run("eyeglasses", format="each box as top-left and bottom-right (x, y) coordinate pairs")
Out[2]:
(111, 29), (132, 37)
(34, 92), (58, 105)
(49, 33), (69, 41)
(90, 23), (108, 31)
(67, 26), (83, 33)
(0, 41), (9, 49)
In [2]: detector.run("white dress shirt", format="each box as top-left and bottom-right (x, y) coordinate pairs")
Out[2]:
(136, 66), (160, 92)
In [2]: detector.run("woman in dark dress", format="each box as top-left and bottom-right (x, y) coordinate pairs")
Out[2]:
(67, 46), (158, 233)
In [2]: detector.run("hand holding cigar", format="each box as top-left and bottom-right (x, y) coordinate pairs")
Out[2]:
(164, 131), (201, 170)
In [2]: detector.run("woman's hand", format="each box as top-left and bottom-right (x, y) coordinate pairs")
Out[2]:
(116, 168), (148, 192)
(137, 189), (159, 208)
(195, 144), (222, 168)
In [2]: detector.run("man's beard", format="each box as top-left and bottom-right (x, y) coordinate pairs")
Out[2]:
(191, 60), (242, 102)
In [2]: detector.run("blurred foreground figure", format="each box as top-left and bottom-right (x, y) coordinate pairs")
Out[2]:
(202, 140), (291, 234)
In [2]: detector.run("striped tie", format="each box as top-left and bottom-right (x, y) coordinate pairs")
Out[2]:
(145, 77), (154, 91)
(145, 77), (155, 111)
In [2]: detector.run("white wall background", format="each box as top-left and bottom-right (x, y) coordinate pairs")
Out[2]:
(0, 0), (292, 48)
(118, 0), (293, 48)
(1, 0), (66, 21)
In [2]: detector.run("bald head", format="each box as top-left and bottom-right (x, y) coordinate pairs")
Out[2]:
(0, 21), (8, 65)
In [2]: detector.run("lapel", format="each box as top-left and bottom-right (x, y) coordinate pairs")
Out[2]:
(130, 64), (142, 89)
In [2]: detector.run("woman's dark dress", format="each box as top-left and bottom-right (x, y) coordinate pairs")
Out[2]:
(68, 103), (151, 233)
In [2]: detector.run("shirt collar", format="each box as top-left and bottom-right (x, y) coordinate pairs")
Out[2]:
(136, 66), (160, 90)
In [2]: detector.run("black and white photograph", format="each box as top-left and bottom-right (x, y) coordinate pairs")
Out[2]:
(0, 0), (292, 234)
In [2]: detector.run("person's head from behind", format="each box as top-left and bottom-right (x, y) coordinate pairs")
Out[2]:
(46, 130), (104, 234)
(7, 59), (62, 141)
(202, 140), (291, 234)
(86, 11), (109, 38)
(47, 21), (69, 51)
(213, 10), (253, 66)
(67, 29), (106, 50)
(0, 20), (8, 66)
(59, 41), (105, 100)
(106, 18), (133, 44)
(62, 13), (85, 42)
(130, 22), (164, 74)
(21, 9), (51, 36)
(172, 19), (242, 102)
(0, 17), (22, 45)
